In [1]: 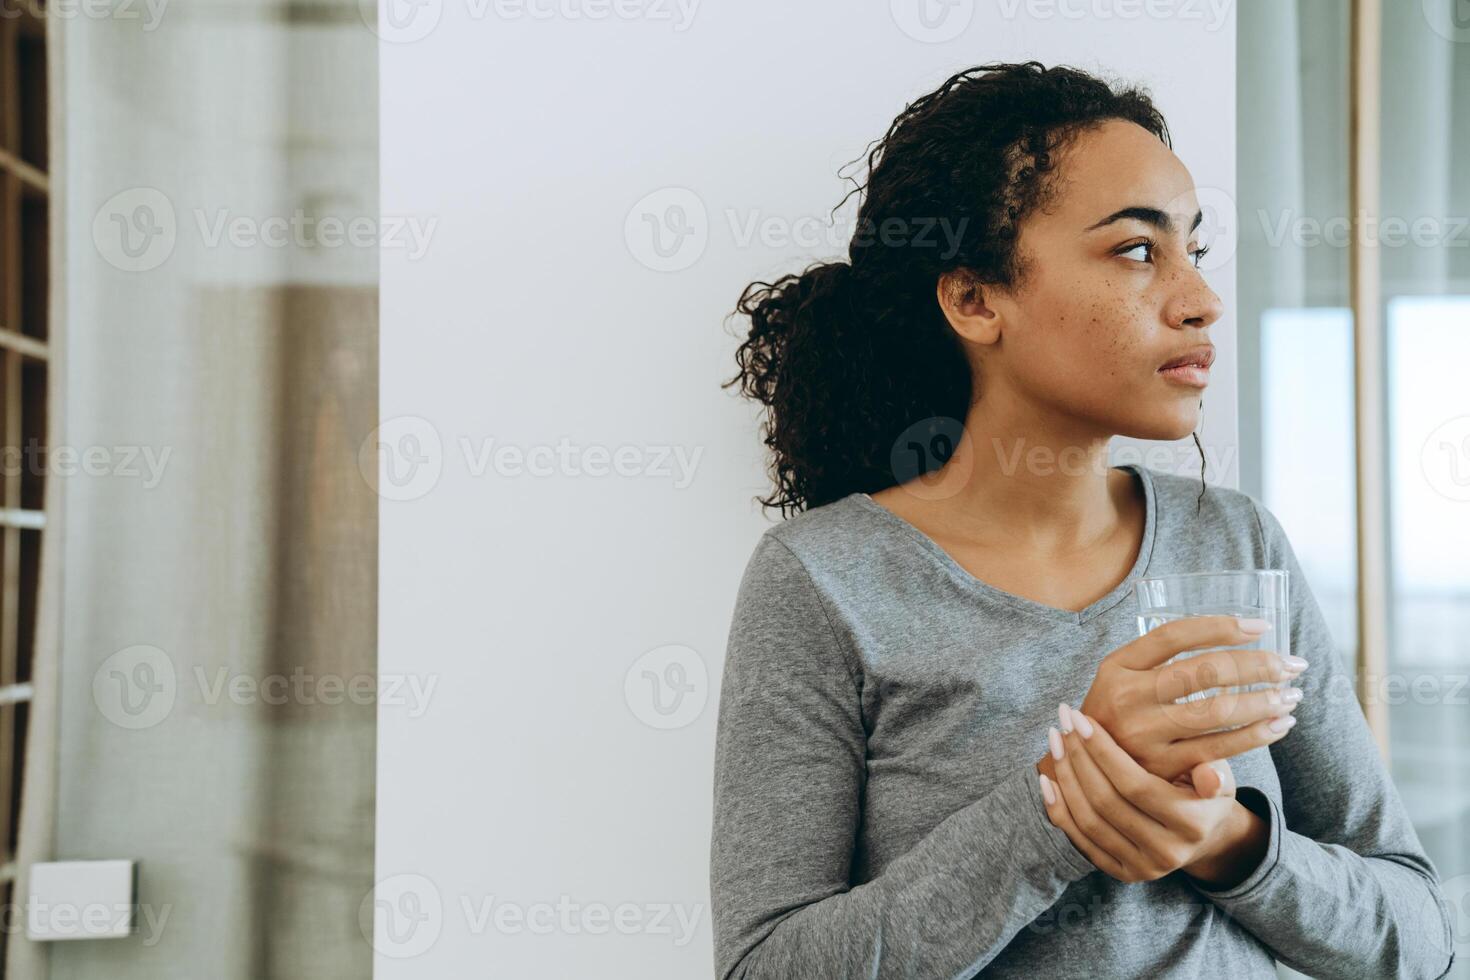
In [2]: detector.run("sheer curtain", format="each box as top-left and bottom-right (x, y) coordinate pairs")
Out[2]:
(1240, 1), (1470, 976)
(9, 2), (378, 977)
(1379, 0), (1470, 943)
(1237, 0), (1355, 643)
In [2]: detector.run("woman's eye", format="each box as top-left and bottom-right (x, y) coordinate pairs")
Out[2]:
(1118, 241), (1152, 262)
(1191, 245), (1211, 268)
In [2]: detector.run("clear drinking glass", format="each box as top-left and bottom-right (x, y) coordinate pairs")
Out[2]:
(1135, 570), (1291, 706)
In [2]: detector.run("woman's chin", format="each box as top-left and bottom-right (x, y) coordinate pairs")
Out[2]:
(1117, 411), (1201, 443)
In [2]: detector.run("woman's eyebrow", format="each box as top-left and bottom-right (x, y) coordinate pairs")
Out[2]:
(1085, 205), (1204, 235)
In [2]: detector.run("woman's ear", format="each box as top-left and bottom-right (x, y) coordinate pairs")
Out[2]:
(936, 269), (1002, 346)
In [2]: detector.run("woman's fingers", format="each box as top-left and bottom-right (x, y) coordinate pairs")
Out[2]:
(1185, 759), (1234, 798)
(1167, 713), (1299, 774)
(1038, 772), (1129, 880)
(1156, 684), (1302, 739)
(1067, 706), (1187, 819)
(1189, 760), (1223, 798)
(1048, 725), (1146, 866)
(1203, 759), (1235, 798)
(1153, 647), (1299, 704)
(1113, 615), (1267, 671)
(1060, 711), (1171, 841)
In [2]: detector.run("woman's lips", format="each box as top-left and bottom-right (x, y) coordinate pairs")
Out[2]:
(1158, 364), (1210, 387)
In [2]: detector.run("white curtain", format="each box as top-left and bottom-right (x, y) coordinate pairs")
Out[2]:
(1379, 0), (1470, 912)
(10, 2), (378, 977)
(1240, 2), (1470, 977)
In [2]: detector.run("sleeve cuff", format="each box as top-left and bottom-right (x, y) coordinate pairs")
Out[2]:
(1018, 765), (1098, 881)
(1190, 786), (1284, 901)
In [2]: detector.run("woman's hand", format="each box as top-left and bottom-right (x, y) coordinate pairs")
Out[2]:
(1180, 758), (1235, 798)
(1038, 705), (1270, 889)
(1037, 703), (1238, 800)
(1078, 615), (1307, 783)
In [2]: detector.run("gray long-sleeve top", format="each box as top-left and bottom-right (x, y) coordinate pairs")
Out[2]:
(709, 462), (1456, 979)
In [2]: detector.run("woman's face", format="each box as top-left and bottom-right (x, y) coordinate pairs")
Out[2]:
(974, 118), (1223, 443)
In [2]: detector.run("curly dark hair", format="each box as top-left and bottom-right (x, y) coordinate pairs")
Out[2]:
(724, 61), (1208, 517)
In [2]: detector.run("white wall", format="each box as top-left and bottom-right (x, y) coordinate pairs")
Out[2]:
(376, 2), (1237, 976)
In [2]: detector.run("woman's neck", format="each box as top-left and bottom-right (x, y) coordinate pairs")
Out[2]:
(883, 406), (1132, 559)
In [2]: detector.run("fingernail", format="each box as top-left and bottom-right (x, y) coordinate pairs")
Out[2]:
(1238, 618), (1270, 634)
(1039, 773), (1057, 806)
(1269, 715), (1298, 734)
(1048, 726), (1065, 761)
(1069, 706), (1094, 739)
(1283, 655), (1309, 671)
(1057, 702), (1072, 734)
(1280, 687), (1303, 704)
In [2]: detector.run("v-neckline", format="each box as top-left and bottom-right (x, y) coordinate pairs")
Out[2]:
(849, 462), (1157, 626)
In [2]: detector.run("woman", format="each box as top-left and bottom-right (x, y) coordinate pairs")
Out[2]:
(710, 62), (1455, 979)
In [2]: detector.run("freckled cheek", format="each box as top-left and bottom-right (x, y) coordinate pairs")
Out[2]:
(1093, 301), (1146, 351)
(1041, 286), (1145, 360)
(1078, 304), (1151, 368)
